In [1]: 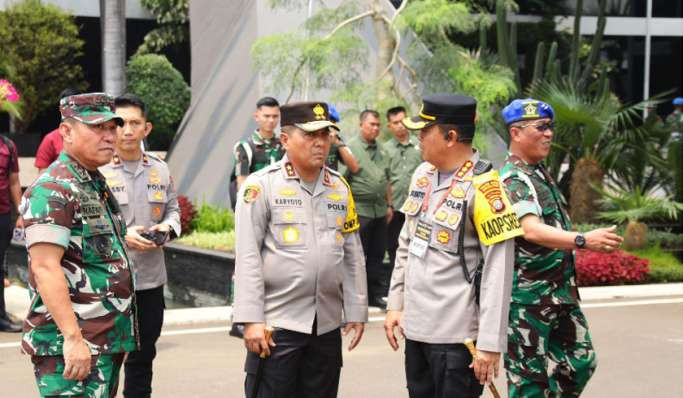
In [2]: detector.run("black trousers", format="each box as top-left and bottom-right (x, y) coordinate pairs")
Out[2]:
(244, 327), (342, 398)
(358, 215), (388, 300)
(405, 339), (484, 398)
(386, 211), (405, 274)
(0, 212), (12, 320)
(124, 285), (165, 398)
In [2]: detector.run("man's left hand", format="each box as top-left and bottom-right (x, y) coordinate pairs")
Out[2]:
(342, 322), (365, 351)
(470, 349), (500, 385)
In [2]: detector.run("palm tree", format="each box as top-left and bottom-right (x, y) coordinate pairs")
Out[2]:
(527, 77), (661, 223)
(100, 0), (126, 96)
(598, 186), (683, 249)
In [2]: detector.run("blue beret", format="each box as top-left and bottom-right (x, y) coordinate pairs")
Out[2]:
(673, 97), (683, 106)
(502, 98), (555, 125)
(328, 104), (340, 122)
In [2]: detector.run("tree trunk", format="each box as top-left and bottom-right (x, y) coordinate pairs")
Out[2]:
(370, 0), (395, 100)
(624, 220), (647, 250)
(101, 0), (127, 96)
(569, 157), (603, 223)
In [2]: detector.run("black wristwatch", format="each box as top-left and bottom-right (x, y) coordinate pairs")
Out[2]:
(574, 233), (586, 249)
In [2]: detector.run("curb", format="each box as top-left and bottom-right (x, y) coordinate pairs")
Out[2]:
(5, 283), (683, 327)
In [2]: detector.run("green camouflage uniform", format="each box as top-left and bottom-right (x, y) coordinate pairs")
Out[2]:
(233, 130), (284, 177)
(21, 93), (137, 398)
(500, 153), (596, 398)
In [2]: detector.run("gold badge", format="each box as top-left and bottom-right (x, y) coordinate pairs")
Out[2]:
(523, 102), (539, 118)
(313, 104), (326, 120)
(450, 185), (466, 198)
(154, 191), (163, 201)
(435, 210), (448, 222)
(437, 229), (451, 244)
(477, 179), (506, 213)
(448, 213), (461, 226)
(282, 226), (300, 243)
(284, 162), (296, 177)
(150, 168), (159, 177)
(335, 231), (343, 243)
(336, 215), (343, 227)
(327, 192), (343, 202)
(106, 179), (121, 187)
(243, 185), (261, 203)
(150, 176), (161, 184)
(416, 177), (429, 188)
(279, 188), (297, 197)
(153, 206), (162, 219)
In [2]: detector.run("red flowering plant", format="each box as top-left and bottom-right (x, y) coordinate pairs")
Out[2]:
(177, 195), (197, 236)
(575, 249), (649, 286)
(0, 78), (22, 118)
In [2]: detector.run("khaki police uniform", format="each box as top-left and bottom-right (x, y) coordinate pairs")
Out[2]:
(388, 151), (520, 398)
(233, 152), (367, 397)
(100, 151), (180, 397)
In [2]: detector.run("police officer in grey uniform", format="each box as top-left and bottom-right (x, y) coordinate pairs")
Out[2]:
(384, 94), (521, 398)
(233, 102), (368, 398)
(100, 93), (181, 398)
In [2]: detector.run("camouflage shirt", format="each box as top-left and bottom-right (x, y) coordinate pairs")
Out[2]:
(499, 153), (579, 305)
(20, 152), (138, 356)
(233, 130), (284, 177)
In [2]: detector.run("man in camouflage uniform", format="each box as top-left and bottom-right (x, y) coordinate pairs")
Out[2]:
(233, 102), (367, 397)
(229, 97), (283, 208)
(20, 93), (137, 397)
(500, 98), (624, 397)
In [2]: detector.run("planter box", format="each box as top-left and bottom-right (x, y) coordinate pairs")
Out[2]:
(5, 242), (235, 308)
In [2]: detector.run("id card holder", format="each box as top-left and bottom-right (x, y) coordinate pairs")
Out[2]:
(409, 216), (432, 259)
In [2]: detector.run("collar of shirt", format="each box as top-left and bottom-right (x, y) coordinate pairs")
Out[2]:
(359, 135), (378, 150)
(252, 129), (278, 147)
(279, 154), (335, 196)
(430, 149), (480, 192)
(505, 152), (541, 175)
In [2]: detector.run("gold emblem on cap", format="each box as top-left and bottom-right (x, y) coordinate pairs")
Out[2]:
(313, 104), (326, 120)
(524, 102), (539, 118)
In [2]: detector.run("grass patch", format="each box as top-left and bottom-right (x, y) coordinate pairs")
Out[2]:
(627, 246), (683, 283)
(176, 230), (235, 252)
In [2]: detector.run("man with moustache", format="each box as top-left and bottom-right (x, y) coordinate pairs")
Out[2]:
(233, 102), (367, 398)
(500, 98), (622, 397)
(346, 109), (393, 309)
(100, 93), (180, 398)
(384, 105), (422, 289)
(20, 93), (136, 397)
(384, 94), (520, 398)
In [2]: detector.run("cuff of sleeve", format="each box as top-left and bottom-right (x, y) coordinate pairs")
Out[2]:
(386, 293), (403, 311)
(344, 305), (369, 322)
(512, 200), (540, 219)
(231, 305), (265, 324)
(162, 218), (182, 237)
(475, 331), (506, 353)
(25, 224), (71, 249)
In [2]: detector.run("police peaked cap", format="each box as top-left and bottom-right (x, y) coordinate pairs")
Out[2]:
(280, 102), (340, 132)
(403, 94), (477, 131)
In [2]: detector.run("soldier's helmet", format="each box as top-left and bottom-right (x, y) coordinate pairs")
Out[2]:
(502, 98), (555, 125)
(60, 92), (124, 127)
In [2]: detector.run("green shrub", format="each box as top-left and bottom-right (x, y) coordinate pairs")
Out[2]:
(647, 229), (683, 249)
(176, 231), (235, 252)
(191, 202), (235, 233)
(126, 54), (190, 150)
(628, 246), (683, 283)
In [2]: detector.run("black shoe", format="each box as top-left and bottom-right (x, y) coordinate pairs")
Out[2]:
(0, 317), (22, 333)
(368, 297), (387, 310)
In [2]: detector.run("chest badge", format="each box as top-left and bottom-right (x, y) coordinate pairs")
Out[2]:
(279, 188), (297, 197)
(448, 213), (461, 226)
(282, 226), (300, 243)
(416, 176), (429, 188)
(434, 210), (447, 222)
(437, 229), (451, 244)
(283, 210), (296, 222)
(450, 185), (466, 198)
(154, 190), (163, 201)
(327, 192), (343, 202)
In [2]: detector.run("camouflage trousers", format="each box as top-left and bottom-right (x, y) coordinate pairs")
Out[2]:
(504, 303), (597, 398)
(31, 353), (125, 397)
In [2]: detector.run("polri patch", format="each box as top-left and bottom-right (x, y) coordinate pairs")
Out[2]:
(243, 185), (261, 203)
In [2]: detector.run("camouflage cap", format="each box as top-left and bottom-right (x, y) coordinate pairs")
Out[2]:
(59, 93), (124, 127)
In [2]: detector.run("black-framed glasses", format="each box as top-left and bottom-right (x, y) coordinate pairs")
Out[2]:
(515, 121), (554, 132)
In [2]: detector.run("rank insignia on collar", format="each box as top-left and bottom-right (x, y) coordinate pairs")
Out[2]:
(282, 226), (300, 243)
(456, 160), (473, 179)
(112, 154), (121, 165)
(416, 176), (429, 188)
(284, 162), (296, 178)
(143, 154), (150, 165)
(437, 229), (451, 244)
(243, 184), (261, 203)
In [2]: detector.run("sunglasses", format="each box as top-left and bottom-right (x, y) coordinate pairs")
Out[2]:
(515, 121), (555, 132)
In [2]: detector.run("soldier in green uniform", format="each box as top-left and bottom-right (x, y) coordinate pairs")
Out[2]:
(324, 105), (360, 173)
(20, 93), (137, 397)
(666, 97), (683, 132)
(346, 109), (393, 308)
(384, 106), (422, 277)
(500, 98), (624, 398)
(229, 97), (284, 208)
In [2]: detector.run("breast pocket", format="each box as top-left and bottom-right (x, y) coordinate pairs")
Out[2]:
(429, 208), (462, 254)
(271, 208), (307, 249)
(82, 218), (121, 261)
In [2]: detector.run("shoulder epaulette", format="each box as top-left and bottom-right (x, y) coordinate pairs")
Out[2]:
(473, 159), (493, 175)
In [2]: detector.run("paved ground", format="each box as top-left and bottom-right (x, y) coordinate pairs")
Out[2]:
(1, 296), (682, 397)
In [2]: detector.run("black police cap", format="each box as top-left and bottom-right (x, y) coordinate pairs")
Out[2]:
(403, 94), (477, 131)
(280, 102), (339, 132)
